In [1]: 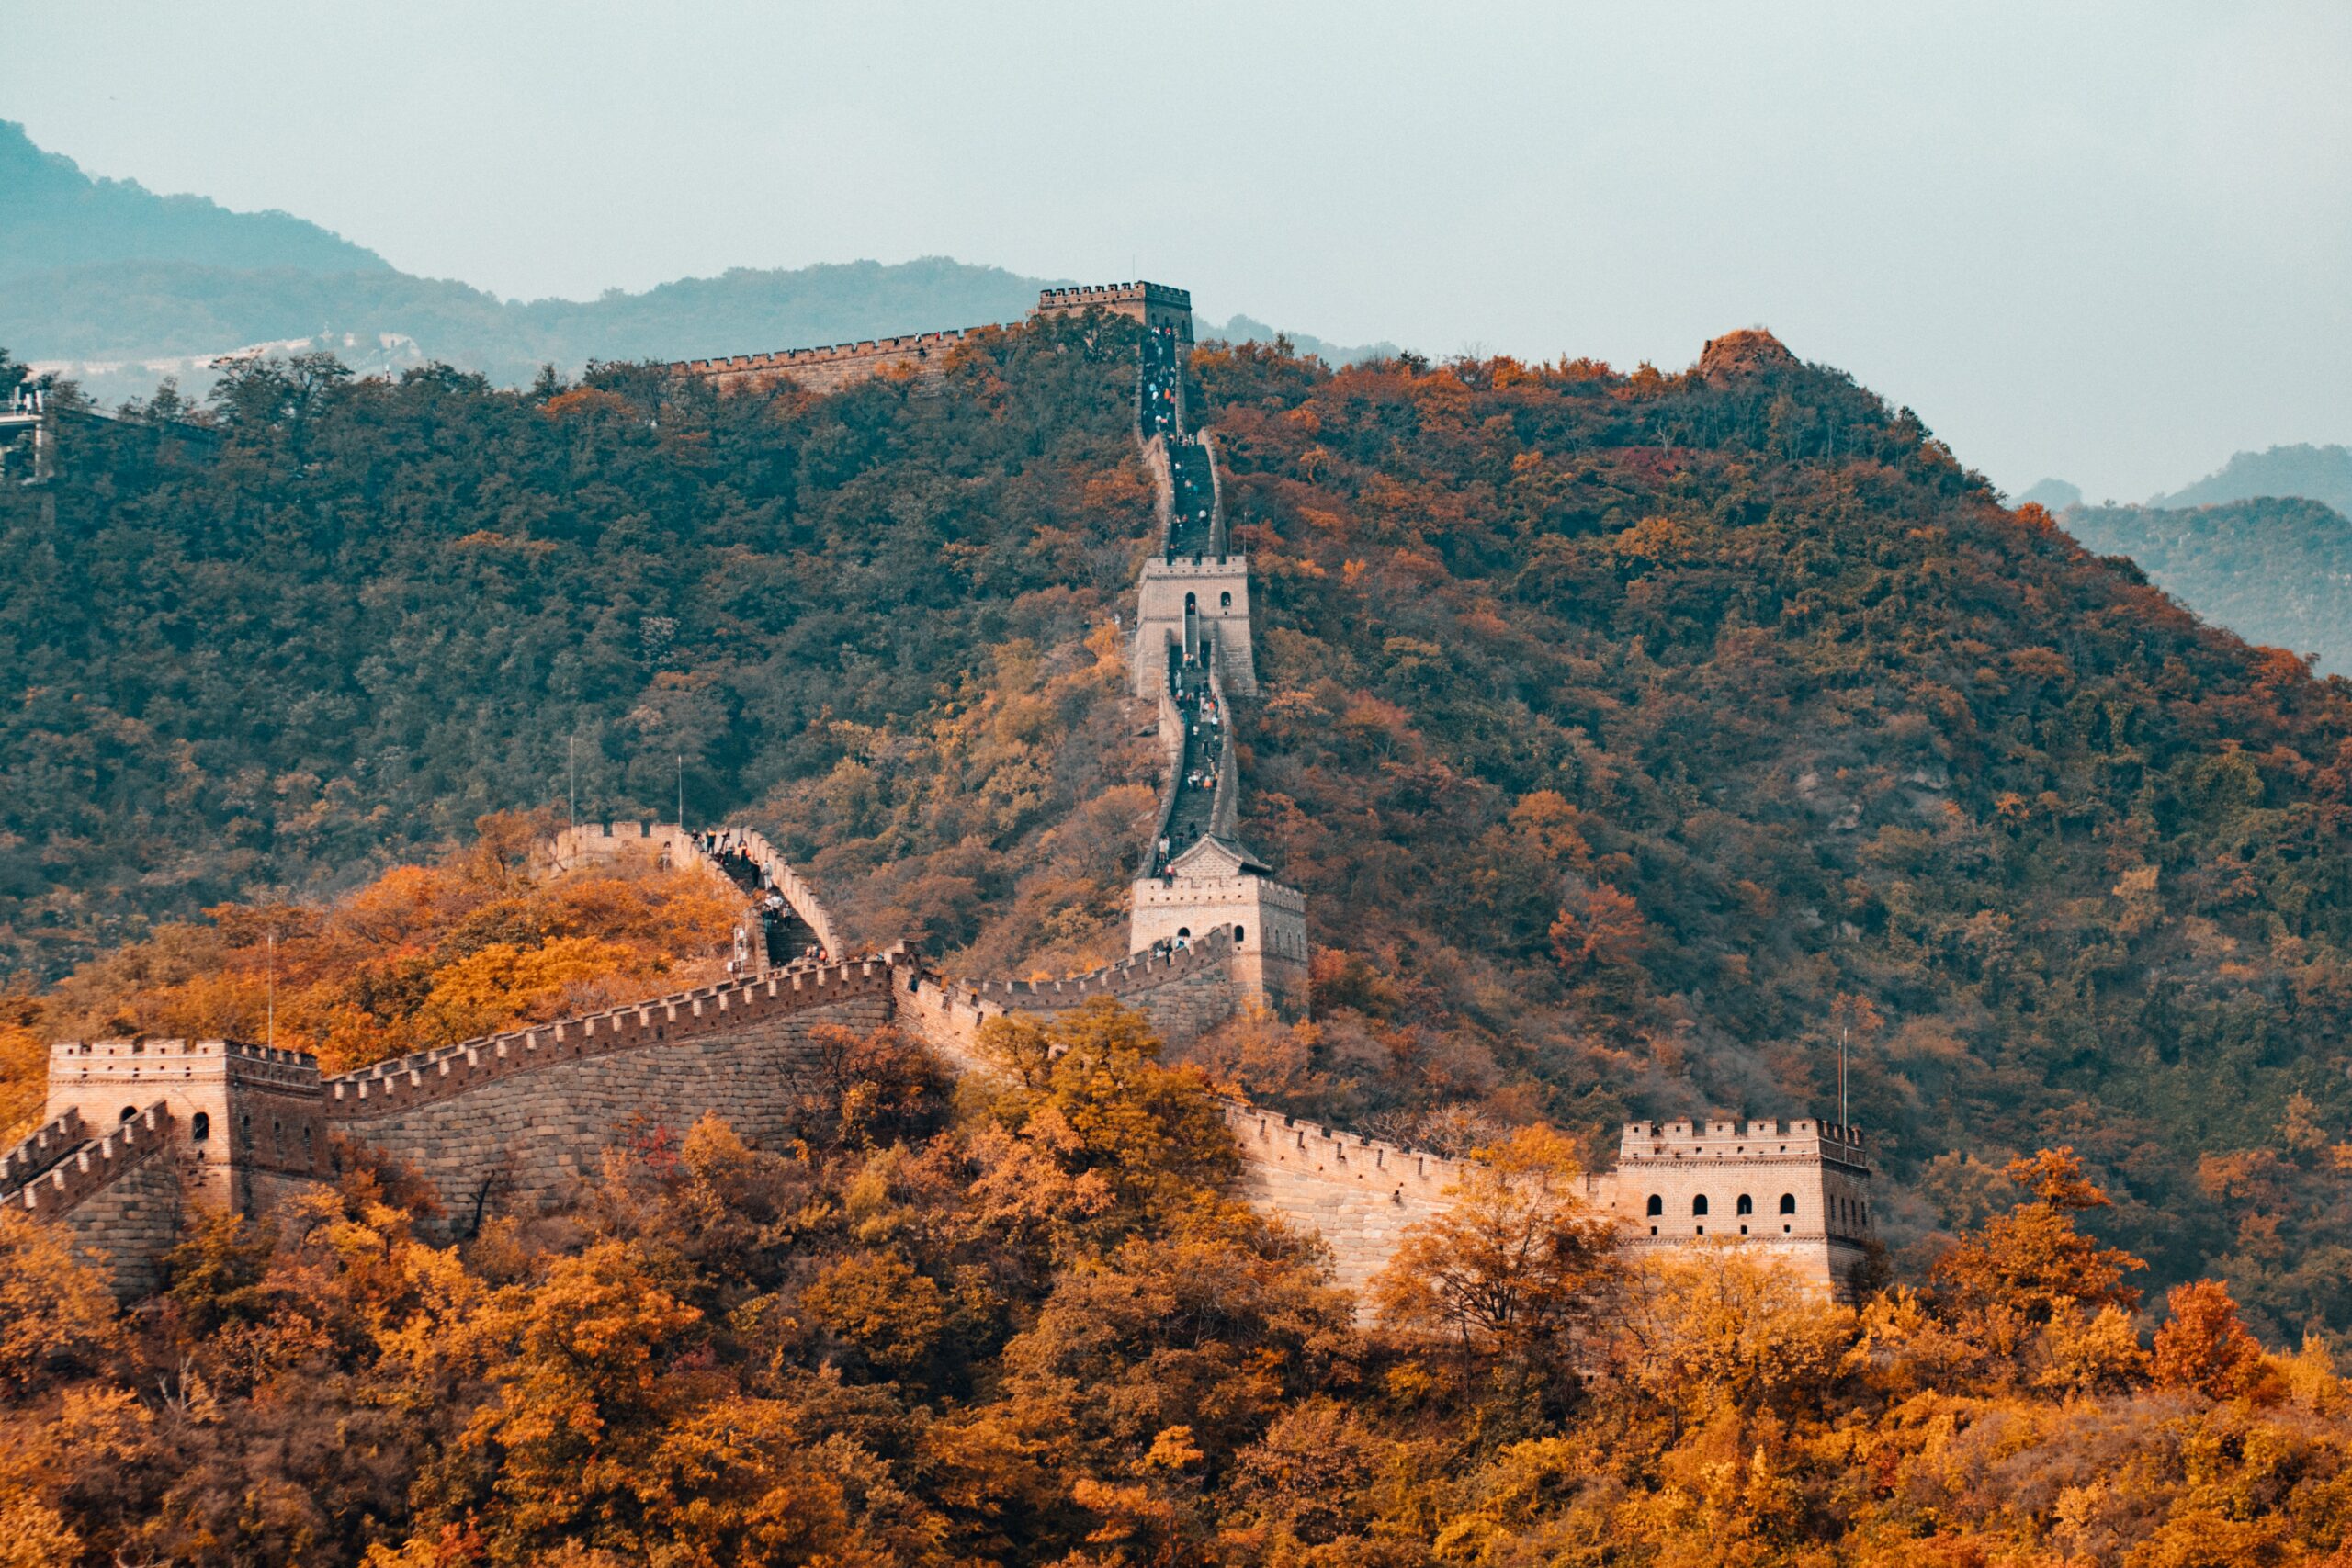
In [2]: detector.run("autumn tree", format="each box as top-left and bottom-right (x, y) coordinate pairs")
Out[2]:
(970, 998), (1238, 1253)
(1373, 1124), (1619, 1401)
(1930, 1147), (2145, 1324)
(2153, 1279), (2269, 1402)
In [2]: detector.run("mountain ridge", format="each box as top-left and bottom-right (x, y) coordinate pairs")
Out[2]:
(0, 118), (388, 279)
(7, 318), (2352, 1341)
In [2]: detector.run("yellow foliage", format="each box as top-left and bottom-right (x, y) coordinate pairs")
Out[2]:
(411, 935), (661, 1045)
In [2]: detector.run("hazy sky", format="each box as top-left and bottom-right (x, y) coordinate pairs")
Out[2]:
(4, 1), (2346, 501)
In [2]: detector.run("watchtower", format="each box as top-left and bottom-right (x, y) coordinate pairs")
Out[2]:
(45, 1038), (329, 1211)
(1589, 1115), (1875, 1298)
(1034, 281), (1193, 341)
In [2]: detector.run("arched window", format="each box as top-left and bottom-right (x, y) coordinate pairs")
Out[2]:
(1645, 1194), (1662, 1216)
(1176, 927), (1191, 939)
(1234, 926), (1246, 945)
(119, 1105), (137, 1122)
(1736, 1193), (1753, 1215)
(1184, 592), (1197, 610)
(191, 1111), (210, 1142)
(1779, 1193), (1797, 1214)
(1691, 1195), (1709, 1216)
(1220, 591), (1232, 610)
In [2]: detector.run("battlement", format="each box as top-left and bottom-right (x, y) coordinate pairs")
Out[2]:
(543, 819), (844, 964)
(9, 1102), (175, 1217)
(671, 328), (976, 379)
(1620, 1116), (1868, 1167)
(1035, 280), (1193, 338)
(51, 1036), (319, 1088)
(897, 929), (1254, 1074)
(671, 278), (1193, 400)
(1136, 553), (1251, 584)
(669, 329), (981, 397)
(963, 924), (1243, 1006)
(1220, 1100), (1472, 1192)
(325, 958), (894, 1120)
(0, 1108), (88, 1198)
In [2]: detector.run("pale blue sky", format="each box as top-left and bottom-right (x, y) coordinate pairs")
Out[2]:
(4, 0), (2346, 501)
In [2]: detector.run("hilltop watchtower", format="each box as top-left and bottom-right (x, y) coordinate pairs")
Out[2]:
(1588, 1116), (1876, 1298)
(1035, 281), (1193, 341)
(44, 1038), (329, 1211)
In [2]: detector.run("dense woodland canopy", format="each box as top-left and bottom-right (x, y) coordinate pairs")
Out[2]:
(6, 983), (2352, 1565)
(6, 313), (2352, 1340)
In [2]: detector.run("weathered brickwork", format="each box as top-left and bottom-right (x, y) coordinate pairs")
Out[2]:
(51, 1142), (184, 1301)
(337, 986), (889, 1230)
(1598, 1116), (1876, 1300)
(1035, 282), (1193, 338)
(1223, 1104), (1472, 1300)
(8, 1104), (184, 1299)
(670, 280), (1193, 398)
(0, 1107), (88, 1195)
(46, 1039), (327, 1208)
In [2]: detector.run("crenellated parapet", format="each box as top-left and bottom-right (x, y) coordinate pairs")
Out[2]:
(669, 279), (1193, 400)
(9, 1102), (175, 1218)
(543, 819), (845, 966)
(4, 278), (1880, 1314)
(0, 1108), (89, 1199)
(1220, 1100), (1476, 1301)
(326, 959), (894, 1121)
(669, 330), (979, 396)
(1035, 281), (1193, 339)
(900, 926), (1255, 1071)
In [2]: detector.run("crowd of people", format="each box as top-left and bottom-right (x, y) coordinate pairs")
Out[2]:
(693, 829), (830, 975)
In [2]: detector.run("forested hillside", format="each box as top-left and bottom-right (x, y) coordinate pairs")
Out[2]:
(2066, 498), (2352, 676)
(7, 318), (2352, 1341)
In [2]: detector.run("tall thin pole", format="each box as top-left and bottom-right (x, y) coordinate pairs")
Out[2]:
(266, 931), (276, 1050)
(676, 754), (684, 830)
(568, 735), (577, 828)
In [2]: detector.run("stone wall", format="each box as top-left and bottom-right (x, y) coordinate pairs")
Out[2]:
(908, 927), (1254, 1065)
(9, 1103), (182, 1299)
(1036, 281), (1193, 339)
(1132, 556), (1258, 698)
(1598, 1116), (1877, 1299)
(540, 820), (845, 963)
(52, 1143), (184, 1301)
(0, 1108), (87, 1195)
(327, 963), (895, 1230)
(1221, 1103), (1473, 1302)
(671, 329), (978, 398)
(46, 1038), (328, 1208)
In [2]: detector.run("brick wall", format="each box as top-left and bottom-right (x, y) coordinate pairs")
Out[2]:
(53, 1145), (183, 1300)
(329, 967), (893, 1232)
(671, 330), (978, 397)
(1220, 1103), (1471, 1303)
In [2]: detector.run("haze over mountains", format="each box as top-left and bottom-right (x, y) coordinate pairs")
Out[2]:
(0, 120), (1385, 401)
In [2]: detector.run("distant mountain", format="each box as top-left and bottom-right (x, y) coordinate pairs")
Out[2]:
(2, 123), (1386, 404)
(2154, 443), (2352, 517)
(2015, 477), (2081, 510)
(3, 254), (1066, 401)
(0, 119), (386, 278)
(1204, 313), (1396, 367)
(2065, 496), (2352, 676)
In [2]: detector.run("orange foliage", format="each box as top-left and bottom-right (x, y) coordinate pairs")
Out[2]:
(16, 813), (741, 1077)
(2153, 1279), (2269, 1401)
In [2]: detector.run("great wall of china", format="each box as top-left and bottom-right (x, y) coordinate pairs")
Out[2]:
(2, 282), (1877, 1306)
